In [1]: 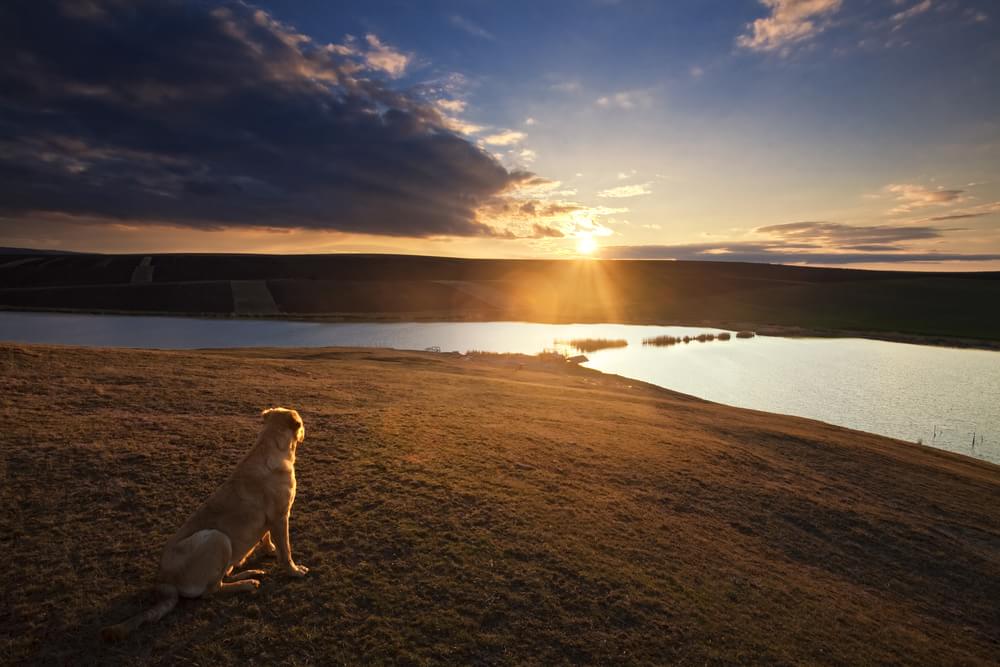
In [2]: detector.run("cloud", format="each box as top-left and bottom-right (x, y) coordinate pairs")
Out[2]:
(891, 0), (932, 29)
(965, 9), (989, 23)
(737, 0), (843, 54)
(482, 130), (527, 146)
(599, 218), (995, 264)
(925, 201), (1000, 221)
(595, 90), (651, 110)
(885, 183), (965, 213)
(0, 0), (542, 239)
(550, 80), (582, 94)
(473, 178), (625, 240)
(597, 183), (653, 198)
(449, 15), (496, 41)
(363, 33), (410, 77)
(524, 117), (537, 126)
(756, 220), (947, 245)
(440, 115), (485, 135)
(435, 98), (467, 113)
(599, 243), (1000, 264)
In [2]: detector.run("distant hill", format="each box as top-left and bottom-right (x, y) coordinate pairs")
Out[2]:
(0, 247), (83, 255)
(1, 252), (998, 345)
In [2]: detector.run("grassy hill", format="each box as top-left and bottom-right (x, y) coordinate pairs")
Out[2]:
(1, 252), (999, 345)
(2, 344), (998, 664)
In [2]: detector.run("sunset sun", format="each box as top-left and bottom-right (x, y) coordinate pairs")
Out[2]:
(576, 235), (598, 256)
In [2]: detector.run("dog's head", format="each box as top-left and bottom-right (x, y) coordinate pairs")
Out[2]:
(261, 407), (305, 445)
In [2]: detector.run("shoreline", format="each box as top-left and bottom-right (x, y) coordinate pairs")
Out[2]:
(3, 304), (999, 351)
(4, 339), (997, 466)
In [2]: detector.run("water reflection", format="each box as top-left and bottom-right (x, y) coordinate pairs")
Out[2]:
(1, 311), (997, 464)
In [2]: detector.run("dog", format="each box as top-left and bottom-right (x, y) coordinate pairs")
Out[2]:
(102, 407), (308, 641)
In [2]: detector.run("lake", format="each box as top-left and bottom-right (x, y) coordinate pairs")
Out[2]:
(1, 311), (997, 464)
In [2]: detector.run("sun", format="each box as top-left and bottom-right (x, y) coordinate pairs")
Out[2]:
(576, 234), (598, 256)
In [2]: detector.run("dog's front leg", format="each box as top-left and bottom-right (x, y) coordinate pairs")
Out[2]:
(271, 513), (309, 577)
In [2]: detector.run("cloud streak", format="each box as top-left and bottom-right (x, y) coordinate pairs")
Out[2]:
(481, 130), (528, 146)
(0, 0), (540, 238)
(595, 90), (652, 110)
(599, 243), (1000, 264)
(925, 201), (1000, 221)
(885, 183), (965, 213)
(597, 183), (653, 198)
(449, 15), (496, 41)
(756, 220), (949, 245)
(600, 219), (994, 264)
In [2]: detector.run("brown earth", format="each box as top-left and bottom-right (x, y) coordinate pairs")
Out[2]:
(1, 343), (998, 665)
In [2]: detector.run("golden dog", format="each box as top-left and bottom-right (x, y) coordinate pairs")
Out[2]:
(102, 407), (308, 640)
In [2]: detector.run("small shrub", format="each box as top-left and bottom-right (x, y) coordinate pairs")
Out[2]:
(537, 349), (570, 363)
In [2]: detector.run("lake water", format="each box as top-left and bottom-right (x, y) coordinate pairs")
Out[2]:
(1, 311), (997, 465)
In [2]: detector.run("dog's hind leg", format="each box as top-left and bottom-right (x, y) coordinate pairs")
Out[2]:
(164, 529), (233, 598)
(218, 579), (261, 594)
(226, 569), (266, 581)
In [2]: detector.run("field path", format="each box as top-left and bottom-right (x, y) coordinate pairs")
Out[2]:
(230, 280), (279, 314)
(129, 256), (154, 283)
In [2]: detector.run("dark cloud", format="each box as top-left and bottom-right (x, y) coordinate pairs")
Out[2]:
(928, 212), (988, 221)
(756, 221), (947, 246)
(599, 220), (995, 263)
(0, 0), (530, 237)
(599, 243), (1000, 264)
(530, 224), (565, 239)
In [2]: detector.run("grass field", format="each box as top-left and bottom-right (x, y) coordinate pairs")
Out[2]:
(2, 343), (998, 664)
(2, 253), (999, 346)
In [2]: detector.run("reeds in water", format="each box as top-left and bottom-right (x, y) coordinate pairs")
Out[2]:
(642, 335), (682, 346)
(643, 331), (745, 346)
(557, 338), (629, 353)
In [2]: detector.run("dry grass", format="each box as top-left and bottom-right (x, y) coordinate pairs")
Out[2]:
(1, 343), (998, 665)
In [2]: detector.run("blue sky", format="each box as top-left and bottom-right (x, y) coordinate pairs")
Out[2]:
(1, 0), (998, 268)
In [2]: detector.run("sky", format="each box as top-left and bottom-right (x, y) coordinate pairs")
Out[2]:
(1, 0), (999, 269)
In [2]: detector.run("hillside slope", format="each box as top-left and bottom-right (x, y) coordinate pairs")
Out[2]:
(1, 344), (998, 664)
(1, 253), (998, 344)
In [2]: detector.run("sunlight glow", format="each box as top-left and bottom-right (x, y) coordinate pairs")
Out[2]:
(576, 234), (598, 255)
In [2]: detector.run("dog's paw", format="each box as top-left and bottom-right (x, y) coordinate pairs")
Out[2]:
(287, 564), (309, 577)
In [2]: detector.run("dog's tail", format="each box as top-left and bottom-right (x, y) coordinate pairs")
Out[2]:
(101, 584), (179, 642)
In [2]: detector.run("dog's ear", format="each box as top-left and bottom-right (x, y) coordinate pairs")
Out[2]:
(261, 408), (275, 420)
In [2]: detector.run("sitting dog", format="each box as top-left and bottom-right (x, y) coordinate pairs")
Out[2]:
(102, 407), (308, 640)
